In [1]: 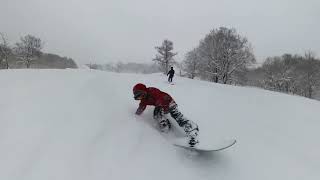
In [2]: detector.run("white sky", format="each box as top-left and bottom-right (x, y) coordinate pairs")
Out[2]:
(1, 0), (319, 65)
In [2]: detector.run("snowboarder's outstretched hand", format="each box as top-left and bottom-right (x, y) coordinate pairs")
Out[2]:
(135, 109), (142, 115)
(135, 104), (146, 115)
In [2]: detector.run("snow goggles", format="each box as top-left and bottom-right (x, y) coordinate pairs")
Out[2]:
(134, 90), (145, 100)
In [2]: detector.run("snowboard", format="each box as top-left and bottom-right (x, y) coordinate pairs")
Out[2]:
(172, 138), (236, 152)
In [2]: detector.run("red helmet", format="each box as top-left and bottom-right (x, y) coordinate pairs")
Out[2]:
(133, 83), (147, 100)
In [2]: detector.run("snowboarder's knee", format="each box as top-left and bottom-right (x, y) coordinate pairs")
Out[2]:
(168, 101), (177, 110)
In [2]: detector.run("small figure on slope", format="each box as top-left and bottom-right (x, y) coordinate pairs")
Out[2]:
(133, 83), (199, 147)
(167, 67), (175, 83)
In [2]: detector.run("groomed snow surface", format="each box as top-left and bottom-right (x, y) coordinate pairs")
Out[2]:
(0, 69), (319, 180)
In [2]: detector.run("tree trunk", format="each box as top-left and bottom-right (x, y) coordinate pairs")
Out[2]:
(5, 59), (9, 69)
(214, 67), (218, 83)
(165, 62), (168, 74)
(190, 72), (195, 79)
(223, 73), (228, 84)
(26, 60), (30, 68)
(308, 85), (312, 98)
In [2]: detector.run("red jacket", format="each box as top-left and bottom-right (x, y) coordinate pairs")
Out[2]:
(136, 87), (173, 115)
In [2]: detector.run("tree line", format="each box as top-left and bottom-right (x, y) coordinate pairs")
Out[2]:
(152, 27), (320, 100)
(8, 29), (316, 100)
(248, 52), (320, 99)
(0, 33), (77, 69)
(87, 62), (160, 74)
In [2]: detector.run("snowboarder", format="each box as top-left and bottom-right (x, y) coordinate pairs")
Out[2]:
(133, 83), (199, 147)
(167, 67), (175, 83)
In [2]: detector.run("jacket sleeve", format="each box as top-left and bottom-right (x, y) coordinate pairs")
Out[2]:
(136, 102), (147, 115)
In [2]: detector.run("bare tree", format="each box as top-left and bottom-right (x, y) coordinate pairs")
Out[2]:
(0, 33), (12, 69)
(153, 39), (177, 74)
(183, 48), (201, 79)
(297, 52), (320, 98)
(197, 27), (255, 84)
(261, 54), (305, 94)
(14, 35), (43, 68)
(255, 52), (320, 99)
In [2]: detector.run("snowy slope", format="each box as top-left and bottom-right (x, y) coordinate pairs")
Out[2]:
(0, 69), (319, 180)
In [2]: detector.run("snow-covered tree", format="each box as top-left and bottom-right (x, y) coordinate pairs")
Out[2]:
(183, 48), (201, 79)
(153, 39), (177, 74)
(197, 27), (255, 84)
(257, 52), (320, 99)
(296, 52), (320, 98)
(0, 33), (12, 69)
(14, 35), (43, 68)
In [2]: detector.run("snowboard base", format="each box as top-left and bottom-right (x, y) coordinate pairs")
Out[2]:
(172, 138), (236, 152)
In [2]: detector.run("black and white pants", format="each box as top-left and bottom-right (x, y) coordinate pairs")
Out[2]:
(168, 75), (173, 82)
(153, 102), (199, 138)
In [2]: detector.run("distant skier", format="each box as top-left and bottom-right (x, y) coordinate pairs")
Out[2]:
(167, 67), (175, 83)
(133, 83), (199, 147)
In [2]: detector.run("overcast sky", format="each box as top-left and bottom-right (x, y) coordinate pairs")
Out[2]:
(1, 0), (319, 65)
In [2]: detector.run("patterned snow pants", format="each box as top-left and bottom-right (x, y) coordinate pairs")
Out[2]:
(153, 101), (199, 138)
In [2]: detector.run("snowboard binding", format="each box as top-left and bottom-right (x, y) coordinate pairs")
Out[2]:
(188, 137), (199, 147)
(184, 121), (199, 147)
(159, 119), (171, 133)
